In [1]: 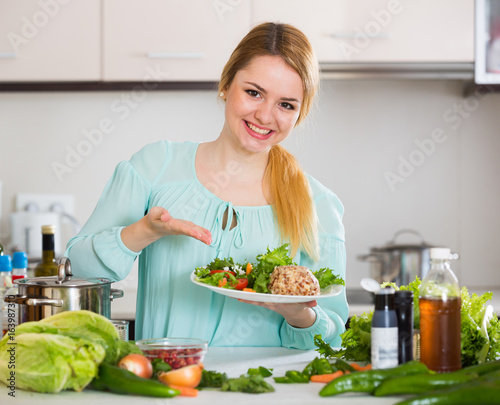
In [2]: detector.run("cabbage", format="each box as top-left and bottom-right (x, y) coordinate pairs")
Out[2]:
(0, 332), (105, 393)
(0, 310), (140, 393)
(39, 310), (121, 364)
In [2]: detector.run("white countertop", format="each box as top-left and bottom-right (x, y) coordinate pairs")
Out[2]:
(1, 347), (403, 405)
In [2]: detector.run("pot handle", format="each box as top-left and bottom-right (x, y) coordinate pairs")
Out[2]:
(110, 289), (124, 301)
(390, 229), (426, 244)
(4, 295), (63, 307)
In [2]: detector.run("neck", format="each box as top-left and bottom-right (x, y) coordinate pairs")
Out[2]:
(206, 134), (271, 181)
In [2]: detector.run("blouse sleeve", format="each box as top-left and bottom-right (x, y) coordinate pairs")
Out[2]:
(280, 187), (348, 349)
(64, 141), (168, 281)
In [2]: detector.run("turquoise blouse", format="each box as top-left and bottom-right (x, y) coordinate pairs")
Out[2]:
(66, 141), (348, 349)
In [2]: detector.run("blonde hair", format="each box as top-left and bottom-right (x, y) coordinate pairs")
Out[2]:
(219, 22), (320, 260)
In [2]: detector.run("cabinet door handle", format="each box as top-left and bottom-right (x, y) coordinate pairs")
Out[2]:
(328, 32), (389, 39)
(0, 52), (16, 59)
(146, 52), (205, 59)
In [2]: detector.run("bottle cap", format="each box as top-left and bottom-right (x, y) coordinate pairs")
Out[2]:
(430, 248), (451, 260)
(374, 287), (395, 310)
(0, 255), (12, 272)
(12, 251), (28, 269)
(394, 290), (413, 305)
(41, 225), (56, 234)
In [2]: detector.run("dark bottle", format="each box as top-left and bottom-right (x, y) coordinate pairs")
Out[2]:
(395, 290), (414, 364)
(419, 248), (461, 373)
(34, 225), (58, 277)
(371, 287), (398, 369)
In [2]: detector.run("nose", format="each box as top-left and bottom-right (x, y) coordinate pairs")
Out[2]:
(254, 101), (273, 126)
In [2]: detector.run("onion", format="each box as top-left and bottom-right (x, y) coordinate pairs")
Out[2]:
(158, 363), (204, 388)
(117, 354), (153, 379)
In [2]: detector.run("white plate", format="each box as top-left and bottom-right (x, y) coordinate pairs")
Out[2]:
(190, 273), (343, 303)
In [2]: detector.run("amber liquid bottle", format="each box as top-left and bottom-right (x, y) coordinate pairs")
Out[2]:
(34, 225), (58, 277)
(419, 248), (461, 372)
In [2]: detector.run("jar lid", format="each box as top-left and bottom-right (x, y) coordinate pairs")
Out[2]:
(430, 248), (451, 260)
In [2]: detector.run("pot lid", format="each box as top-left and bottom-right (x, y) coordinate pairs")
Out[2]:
(372, 229), (434, 252)
(19, 276), (111, 287)
(19, 257), (111, 287)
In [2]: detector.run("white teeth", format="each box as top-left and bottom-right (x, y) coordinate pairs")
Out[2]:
(247, 122), (271, 135)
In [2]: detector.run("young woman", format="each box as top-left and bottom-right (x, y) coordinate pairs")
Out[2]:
(66, 22), (348, 349)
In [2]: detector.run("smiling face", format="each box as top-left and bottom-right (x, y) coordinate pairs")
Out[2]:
(220, 55), (304, 155)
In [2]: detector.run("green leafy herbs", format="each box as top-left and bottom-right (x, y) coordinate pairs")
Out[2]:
(313, 268), (345, 289)
(247, 366), (273, 378)
(197, 369), (228, 388)
(151, 358), (172, 379)
(194, 243), (344, 294)
(460, 288), (500, 367)
(317, 313), (373, 363)
(199, 367), (273, 393)
(221, 371), (275, 394)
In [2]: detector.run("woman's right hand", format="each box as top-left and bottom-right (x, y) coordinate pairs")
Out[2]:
(121, 206), (212, 252)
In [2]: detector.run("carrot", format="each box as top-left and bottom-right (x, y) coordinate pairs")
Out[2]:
(168, 384), (199, 397)
(242, 288), (255, 292)
(350, 362), (372, 371)
(218, 278), (227, 287)
(246, 263), (253, 275)
(310, 370), (344, 383)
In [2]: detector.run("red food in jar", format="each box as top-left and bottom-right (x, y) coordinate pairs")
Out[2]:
(144, 348), (204, 369)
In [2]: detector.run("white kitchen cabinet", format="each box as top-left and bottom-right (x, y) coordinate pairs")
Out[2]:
(0, 0), (100, 81)
(252, 0), (474, 63)
(103, 0), (250, 81)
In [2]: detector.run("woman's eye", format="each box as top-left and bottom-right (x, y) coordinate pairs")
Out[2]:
(246, 89), (260, 97)
(280, 102), (295, 110)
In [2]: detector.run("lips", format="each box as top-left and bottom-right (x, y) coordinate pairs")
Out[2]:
(244, 120), (274, 139)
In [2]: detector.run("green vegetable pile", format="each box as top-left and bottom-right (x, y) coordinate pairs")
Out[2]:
(329, 278), (500, 367)
(0, 310), (140, 393)
(199, 367), (274, 394)
(194, 243), (344, 293)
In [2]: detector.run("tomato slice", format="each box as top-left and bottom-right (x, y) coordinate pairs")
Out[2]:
(233, 278), (249, 290)
(209, 270), (236, 277)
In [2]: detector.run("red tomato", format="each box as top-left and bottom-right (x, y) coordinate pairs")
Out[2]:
(209, 270), (236, 277)
(233, 278), (249, 290)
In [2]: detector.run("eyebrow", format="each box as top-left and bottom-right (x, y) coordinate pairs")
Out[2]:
(244, 81), (301, 104)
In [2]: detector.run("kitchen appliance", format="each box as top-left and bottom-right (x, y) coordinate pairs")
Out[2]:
(4, 257), (123, 323)
(358, 229), (457, 286)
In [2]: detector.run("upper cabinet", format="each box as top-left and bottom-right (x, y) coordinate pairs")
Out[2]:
(0, 0), (100, 81)
(252, 0), (474, 63)
(0, 0), (475, 84)
(103, 0), (250, 81)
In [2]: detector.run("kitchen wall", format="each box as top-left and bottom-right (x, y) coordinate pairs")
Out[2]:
(1, 79), (499, 293)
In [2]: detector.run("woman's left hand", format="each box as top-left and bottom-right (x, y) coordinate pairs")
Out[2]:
(237, 299), (317, 328)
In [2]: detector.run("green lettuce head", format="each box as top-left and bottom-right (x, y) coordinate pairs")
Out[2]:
(0, 332), (105, 393)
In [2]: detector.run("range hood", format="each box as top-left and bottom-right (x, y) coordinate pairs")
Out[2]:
(319, 62), (475, 80)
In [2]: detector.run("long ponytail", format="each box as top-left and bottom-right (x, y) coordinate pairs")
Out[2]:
(265, 145), (319, 260)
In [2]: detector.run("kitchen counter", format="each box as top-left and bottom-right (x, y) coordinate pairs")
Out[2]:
(2, 347), (403, 405)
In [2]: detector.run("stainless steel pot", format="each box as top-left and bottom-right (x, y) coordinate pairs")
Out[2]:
(4, 257), (123, 323)
(358, 229), (456, 286)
